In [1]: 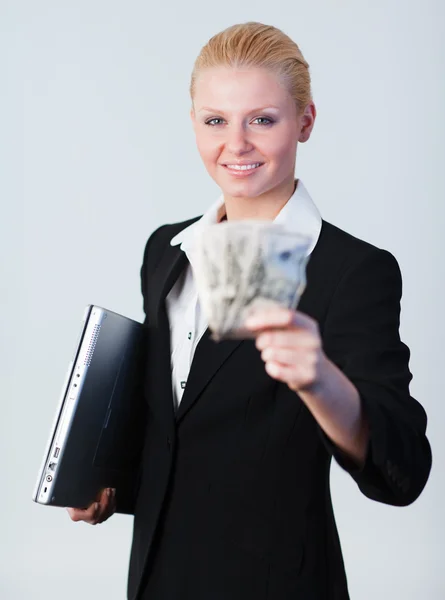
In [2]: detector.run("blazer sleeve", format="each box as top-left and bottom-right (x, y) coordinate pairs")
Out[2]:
(115, 226), (167, 515)
(320, 247), (432, 506)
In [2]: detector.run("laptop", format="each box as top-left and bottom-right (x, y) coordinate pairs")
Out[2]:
(32, 305), (146, 509)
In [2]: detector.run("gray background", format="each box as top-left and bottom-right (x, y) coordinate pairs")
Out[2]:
(2, 0), (444, 598)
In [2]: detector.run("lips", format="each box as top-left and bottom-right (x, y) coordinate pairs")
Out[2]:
(221, 162), (264, 176)
(221, 162), (264, 169)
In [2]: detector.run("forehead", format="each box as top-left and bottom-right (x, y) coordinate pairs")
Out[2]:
(193, 67), (292, 111)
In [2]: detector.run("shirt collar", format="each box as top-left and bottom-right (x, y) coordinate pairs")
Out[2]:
(170, 179), (322, 256)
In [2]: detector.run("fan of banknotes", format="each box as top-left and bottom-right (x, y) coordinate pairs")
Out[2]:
(189, 221), (312, 340)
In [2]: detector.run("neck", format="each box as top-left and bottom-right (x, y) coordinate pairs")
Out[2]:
(223, 176), (297, 222)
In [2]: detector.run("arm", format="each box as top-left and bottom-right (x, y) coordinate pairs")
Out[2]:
(114, 225), (169, 514)
(297, 352), (369, 465)
(246, 248), (432, 506)
(321, 248), (432, 505)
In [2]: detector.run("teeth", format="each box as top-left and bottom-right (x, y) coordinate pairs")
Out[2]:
(225, 163), (261, 171)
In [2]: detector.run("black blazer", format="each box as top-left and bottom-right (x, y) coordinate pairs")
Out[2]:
(121, 218), (431, 600)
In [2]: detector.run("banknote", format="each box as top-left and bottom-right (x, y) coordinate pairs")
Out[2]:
(189, 221), (312, 340)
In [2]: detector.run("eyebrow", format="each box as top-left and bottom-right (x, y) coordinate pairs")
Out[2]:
(197, 106), (281, 114)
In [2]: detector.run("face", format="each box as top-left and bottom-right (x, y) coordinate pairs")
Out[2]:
(191, 67), (315, 201)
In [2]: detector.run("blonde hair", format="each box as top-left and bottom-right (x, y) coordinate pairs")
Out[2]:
(190, 22), (312, 115)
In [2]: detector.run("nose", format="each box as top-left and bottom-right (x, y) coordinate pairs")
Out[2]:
(225, 124), (253, 155)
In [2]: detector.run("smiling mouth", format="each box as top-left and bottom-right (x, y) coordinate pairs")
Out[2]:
(222, 162), (264, 173)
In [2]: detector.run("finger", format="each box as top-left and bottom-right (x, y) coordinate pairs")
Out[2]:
(67, 507), (82, 521)
(264, 360), (316, 390)
(246, 308), (316, 332)
(93, 491), (109, 524)
(66, 504), (97, 523)
(89, 502), (102, 525)
(66, 488), (117, 524)
(261, 346), (310, 367)
(102, 487), (116, 509)
(95, 488), (117, 523)
(99, 487), (111, 504)
(256, 330), (319, 351)
(66, 502), (101, 524)
(245, 307), (294, 331)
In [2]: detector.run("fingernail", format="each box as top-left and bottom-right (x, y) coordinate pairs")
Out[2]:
(112, 488), (116, 497)
(106, 488), (111, 497)
(95, 502), (100, 512)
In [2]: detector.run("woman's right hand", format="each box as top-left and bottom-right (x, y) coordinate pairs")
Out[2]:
(66, 487), (116, 525)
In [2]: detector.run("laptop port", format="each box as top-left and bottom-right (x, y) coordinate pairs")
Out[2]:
(53, 447), (60, 458)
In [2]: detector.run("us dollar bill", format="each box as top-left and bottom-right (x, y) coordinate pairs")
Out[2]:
(190, 221), (311, 340)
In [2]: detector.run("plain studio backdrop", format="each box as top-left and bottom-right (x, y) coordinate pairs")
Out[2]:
(2, 1), (444, 598)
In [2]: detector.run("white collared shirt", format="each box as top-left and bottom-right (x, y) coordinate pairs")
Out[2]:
(166, 179), (322, 410)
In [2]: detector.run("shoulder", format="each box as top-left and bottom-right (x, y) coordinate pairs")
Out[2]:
(312, 219), (400, 276)
(304, 220), (403, 319)
(316, 219), (381, 260)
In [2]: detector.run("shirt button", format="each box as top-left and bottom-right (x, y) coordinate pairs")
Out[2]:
(181, 381), (187, 389)
(187, 332), (192, 340)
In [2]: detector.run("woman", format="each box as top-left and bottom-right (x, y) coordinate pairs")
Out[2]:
(68, 22), (432, 600)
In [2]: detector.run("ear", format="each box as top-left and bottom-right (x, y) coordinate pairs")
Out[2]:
(298, 102), (316, 143)
(190, 106), (197, 131)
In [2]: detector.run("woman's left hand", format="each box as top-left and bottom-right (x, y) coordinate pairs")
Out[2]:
(244, 306), (327, 393)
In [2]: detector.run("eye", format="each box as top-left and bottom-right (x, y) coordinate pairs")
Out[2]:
(205, 118), (225, 126)
(252, 116), (274, 126)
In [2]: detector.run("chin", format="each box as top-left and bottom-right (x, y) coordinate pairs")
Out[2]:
(221, 184), (255, 198)
(214, 174), (270, 199)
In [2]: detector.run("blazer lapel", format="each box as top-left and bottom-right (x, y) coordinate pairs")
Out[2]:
(175, 331), (244, 423)
(146, 236), (246, 426)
